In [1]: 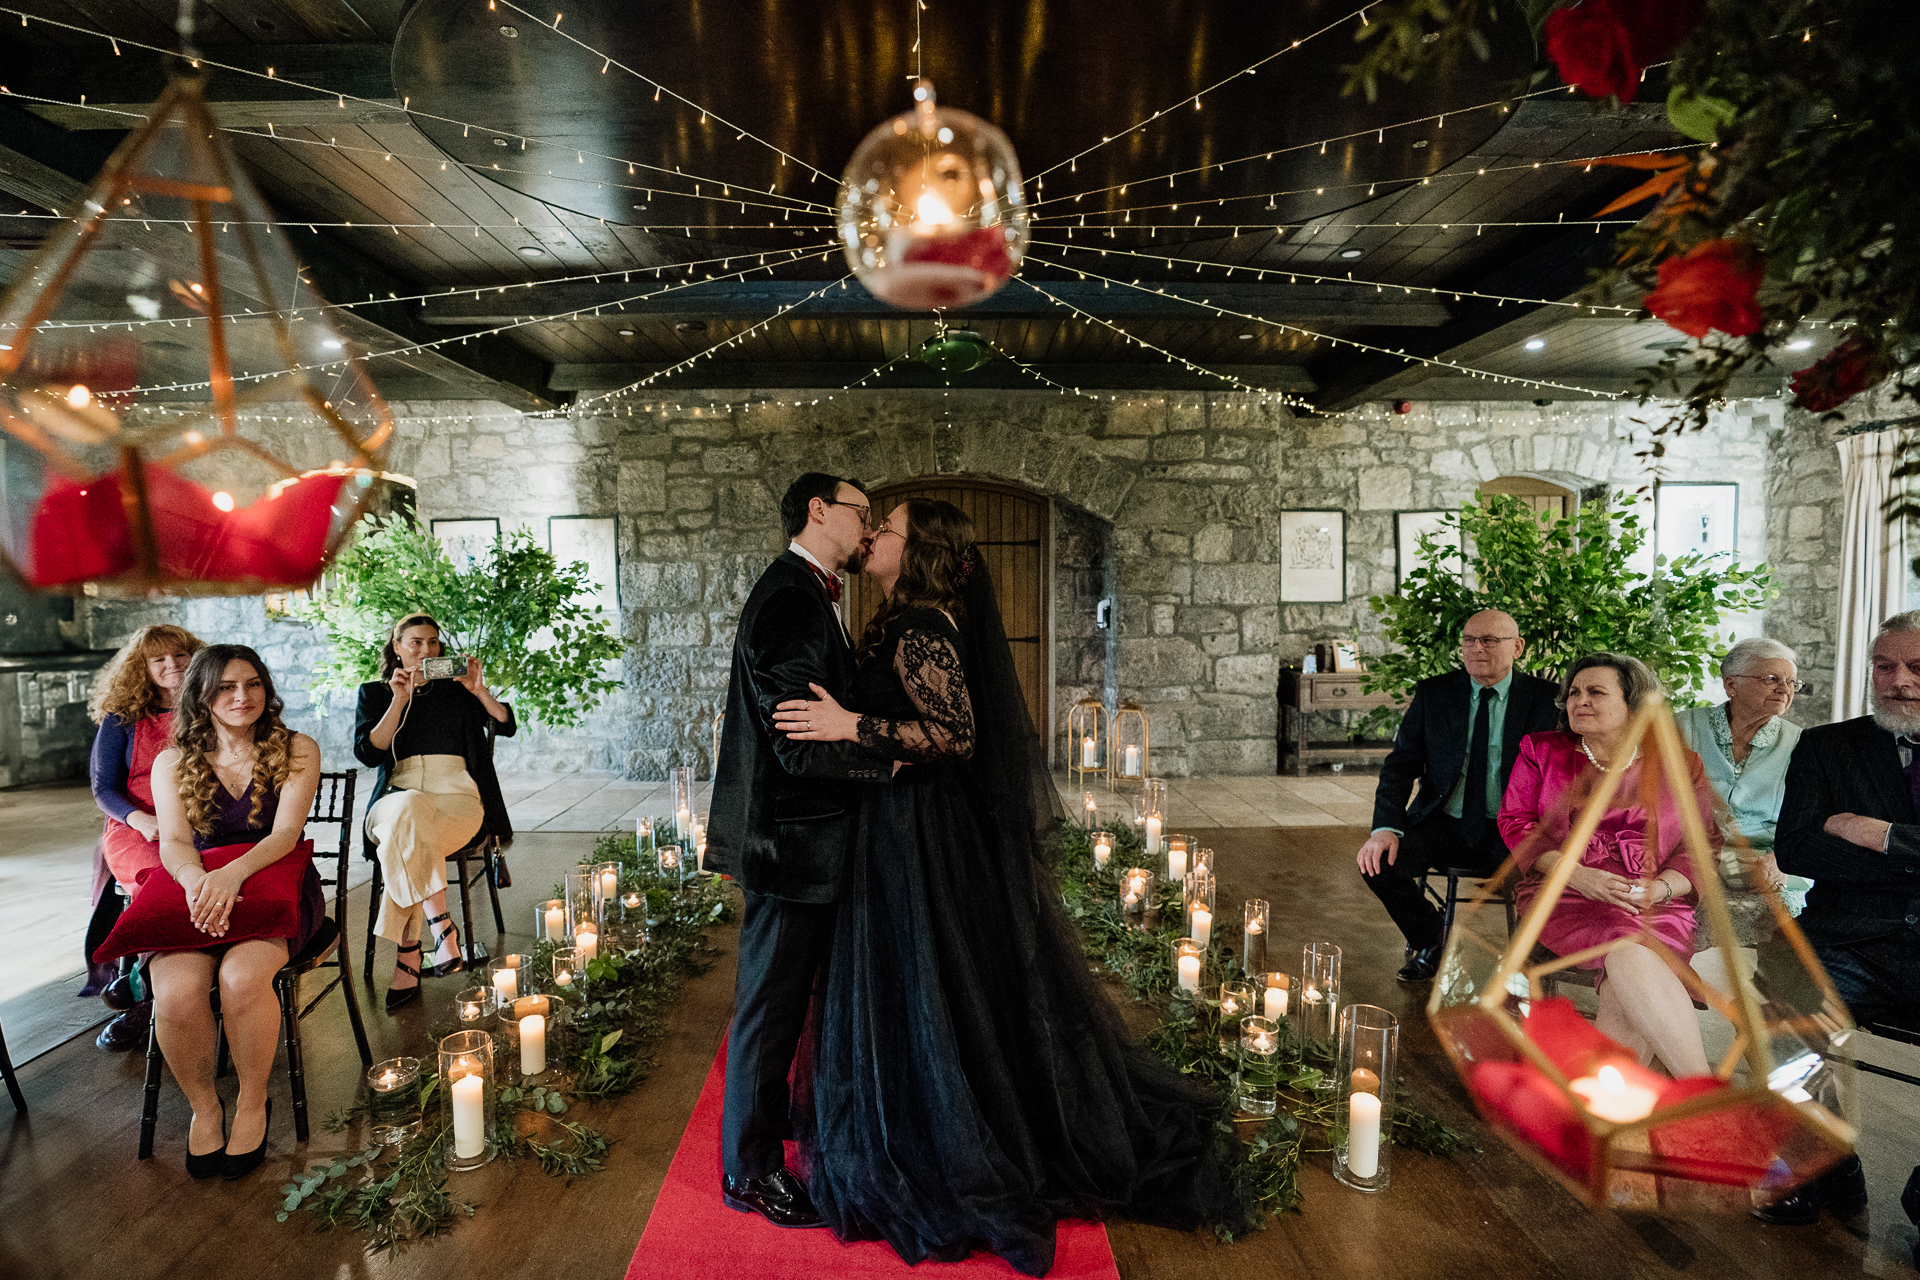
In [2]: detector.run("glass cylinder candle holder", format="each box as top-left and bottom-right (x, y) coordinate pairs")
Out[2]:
(565, 871), (597, 936)
(1121, 867), (1152, 916)
(453, 985), (494, 1029)
(1335, 1005), (1399, 1192)
(1299, 942), (1342, 1046)
(1192, 845), (1215, 877)
(1238, 1016), (1281, 1117)
(695, 814), (709, 872)
(1243, 899), (1270, 974)
(1091, 831), (1114, 870)
(1261, 972), (1292, 1022)
(1218, 980), (1256, 1052)
(657, 841), (685, 881)
(1173, 937), (1205, 994)
(668, 765), (695, 842)
(612, 890), (650, 953)
(1141, 778), (1168, 857)
(1165, 833), (1192, 884)
(590, 860), (622, 910)
(551, 946), (582, 996)
(438, 1031), (495, 1171)
(536, 898), (568, 944)
(1185, 868), (1216, 947)
(365, 1056), (423, 1146)
(636, 815), (654, 858)
(491, 954), (527, 1005)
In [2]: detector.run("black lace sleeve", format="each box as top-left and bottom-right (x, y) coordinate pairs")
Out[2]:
(856, 624), (975, 762)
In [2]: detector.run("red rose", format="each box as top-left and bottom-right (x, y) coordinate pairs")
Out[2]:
(1544, 1), (1638, 102)
(1642, 238), (1766, 339)
(1544, 0), (1704, 102)
(1790, 333), (1892, 413)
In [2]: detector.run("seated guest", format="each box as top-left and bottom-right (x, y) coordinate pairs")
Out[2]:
(356, 613), (515, 1011)
(1770, 610), (1920, 1224)
(85, 624), (203, 1050)
(1356, 609), (1560, 981)
(147, 645), (323, 1178)
(1675, 637), (1810, 913)
(1499, 653), (1715, 1078)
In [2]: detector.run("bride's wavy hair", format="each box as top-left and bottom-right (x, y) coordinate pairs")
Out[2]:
(170, 645), (296, 835)
(858, 498), (977, 660)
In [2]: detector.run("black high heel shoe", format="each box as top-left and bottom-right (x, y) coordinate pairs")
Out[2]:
(184, 1101), (227, 1179)
(385, 942), (422, 1013)
(425, 911), (465, 978)
(221, 1099), (271, 1181)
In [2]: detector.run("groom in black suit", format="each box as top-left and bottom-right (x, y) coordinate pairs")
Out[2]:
(1355, 609), (1561, 981)
(705, 473), (893, 1229)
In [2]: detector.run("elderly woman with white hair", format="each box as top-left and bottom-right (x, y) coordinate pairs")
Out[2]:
(1674, 637), (1813, 915)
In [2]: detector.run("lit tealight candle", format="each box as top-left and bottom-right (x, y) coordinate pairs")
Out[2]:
(554, 967), (573, 988)
(1348, 1091), (1382, 1178)
(1570, 1063), (1659, 1124)
(621, 891), (643, 910)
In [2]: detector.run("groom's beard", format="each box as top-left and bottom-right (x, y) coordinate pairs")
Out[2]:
(844, 547), (867, 575)
(1871, 686), (1920, 737)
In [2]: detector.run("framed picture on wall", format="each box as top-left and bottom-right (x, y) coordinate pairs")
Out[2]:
(1394, 510), (1463, 588)
(432, 518), (498, 569)
(548, 515), (620, 619)
(1655, 483), (1739, 562)
(1279, 510), (1346, 602)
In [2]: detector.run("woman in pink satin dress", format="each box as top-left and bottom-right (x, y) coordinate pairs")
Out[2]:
(1498, 652), (1718, 1077)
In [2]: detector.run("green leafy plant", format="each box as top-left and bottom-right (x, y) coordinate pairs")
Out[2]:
(298, 515), (626, 727)
(1358, 493), (1773, 735)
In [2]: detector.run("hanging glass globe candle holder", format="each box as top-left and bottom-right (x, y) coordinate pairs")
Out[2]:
(0, 77), (393, 594)
(837, 78), (1029, 311)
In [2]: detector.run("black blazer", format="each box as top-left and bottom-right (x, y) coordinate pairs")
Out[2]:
(1775, 714), (1920, 946)
(353, 680), (517, 859)
(1370, 668), (1562, 832)
(704, 552), (891, 903)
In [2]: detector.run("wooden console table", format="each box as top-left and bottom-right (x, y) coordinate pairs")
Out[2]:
(1277, 669), (1402, 777)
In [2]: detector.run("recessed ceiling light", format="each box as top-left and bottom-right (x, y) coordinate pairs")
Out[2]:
(517, 245), (545, 257)
(1237, 332), (1255, 340)
(499, 24), (518, 37)
(617, 328), (635, 337)
(1785, 338), (1813, 350)
(1339, 248), (1363, 259)
(1524, 338), (1546, 351)
(322, 338), (343, 350)
(492, 137), (508, 147)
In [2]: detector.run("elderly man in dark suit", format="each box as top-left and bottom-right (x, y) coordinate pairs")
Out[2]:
(1771, 609), (1920, 1228)
(1356, 609), (1561, 982)
(705, 472), (898, 1229)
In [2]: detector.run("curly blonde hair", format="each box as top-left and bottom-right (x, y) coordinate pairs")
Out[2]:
(88, 625), (203, 725)
(169, 645), (296, 835)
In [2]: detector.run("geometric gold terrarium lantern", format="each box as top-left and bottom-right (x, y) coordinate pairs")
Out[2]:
(1067, 697), (1108, 790)
(1111, 701), (1149, 786)
(1430, 698), (1857, 1206)
(0, 77), (392, 594)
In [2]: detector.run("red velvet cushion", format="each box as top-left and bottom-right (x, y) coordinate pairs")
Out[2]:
(92, 840), (313, 964)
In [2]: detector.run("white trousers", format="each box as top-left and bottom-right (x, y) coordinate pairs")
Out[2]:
(368, 754), (483, 944)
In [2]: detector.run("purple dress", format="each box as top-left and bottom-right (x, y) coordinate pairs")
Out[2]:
(197, 780), (325, 956)
(1497, 731), (1719, 970)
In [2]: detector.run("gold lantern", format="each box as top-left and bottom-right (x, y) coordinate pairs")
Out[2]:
(1067, 697), (1108, 790)
(1111, 701), (1150, 786)
(0, 77), (392, 594)
(1429, 699), (1856, 1207)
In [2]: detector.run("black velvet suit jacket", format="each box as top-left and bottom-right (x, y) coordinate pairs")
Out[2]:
(704, 552), (891, 904)
(1775, 714), (1920, 946)
(1369, 667), (1562, 833)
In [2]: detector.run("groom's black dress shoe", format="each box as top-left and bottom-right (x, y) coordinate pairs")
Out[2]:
(723, 1168), (824, 1228)
(1752, 1154), (1868, 1225)
(1397, 945), (1441, 983)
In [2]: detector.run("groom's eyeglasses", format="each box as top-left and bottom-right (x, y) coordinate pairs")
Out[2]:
(825, 498), (876, 529)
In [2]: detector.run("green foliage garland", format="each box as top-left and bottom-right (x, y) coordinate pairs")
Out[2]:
(279, 838), (734, 1253)
(1053, 819), (1473, 1233)
(298, 515), (626, 728)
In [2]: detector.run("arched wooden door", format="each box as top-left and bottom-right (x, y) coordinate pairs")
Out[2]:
(846, 477), (1051, 742)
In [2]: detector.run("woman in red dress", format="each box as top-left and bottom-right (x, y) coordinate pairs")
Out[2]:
(1498, 652), (1717, 1077)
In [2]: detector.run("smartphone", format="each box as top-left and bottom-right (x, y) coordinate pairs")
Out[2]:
(422, 655), (469, 680)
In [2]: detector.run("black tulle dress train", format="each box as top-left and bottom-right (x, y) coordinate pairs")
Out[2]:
(795, 600), (1243, 1276)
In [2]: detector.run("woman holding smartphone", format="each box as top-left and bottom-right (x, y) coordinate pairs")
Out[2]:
(355, 612), (516, 1011)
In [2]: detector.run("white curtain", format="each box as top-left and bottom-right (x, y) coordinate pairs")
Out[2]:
(1834, 430), (1911, 721)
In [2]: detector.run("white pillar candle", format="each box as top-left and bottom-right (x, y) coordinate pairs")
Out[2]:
(1348, 1091), (1382, 1178)
(1265, 981), (1288, 1020)
(1168, 844), (1186, 882)
(520, 1014), (546, 1076)
(451, 1070), (485, 1159)
(600, 869), (618, 900)
(493, 966), (517, 1003)
(1123, 744), (1141, 777)
(676, 805), (692, 835)
(575, 930), (598, 963)
(1570, 1064), (1659, 1123)
(1177, 954), (1201, 992)
(1082, 736), (1097, 767)
(1144, 816), (1162, 857)
(1190, 904), (1212, 947)
(1093, 838), (1111, 867)
(543, 904), (564, 940)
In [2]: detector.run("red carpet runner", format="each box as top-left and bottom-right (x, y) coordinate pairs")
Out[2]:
(626, 1038), (1121, 1280)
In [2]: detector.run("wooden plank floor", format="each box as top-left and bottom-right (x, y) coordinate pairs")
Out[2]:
(0, 826), (1909, 1279)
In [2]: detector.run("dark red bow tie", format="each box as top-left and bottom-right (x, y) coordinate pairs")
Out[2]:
(803, 560), (842, 604)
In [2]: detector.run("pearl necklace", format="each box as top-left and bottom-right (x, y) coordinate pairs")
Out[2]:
(1579, 738), (1638, 772)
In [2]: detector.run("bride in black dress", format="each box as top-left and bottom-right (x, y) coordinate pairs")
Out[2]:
(772, 498), (1242, 1276)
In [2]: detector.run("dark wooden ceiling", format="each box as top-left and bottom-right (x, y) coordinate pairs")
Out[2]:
(0, 0), (1823, 409)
